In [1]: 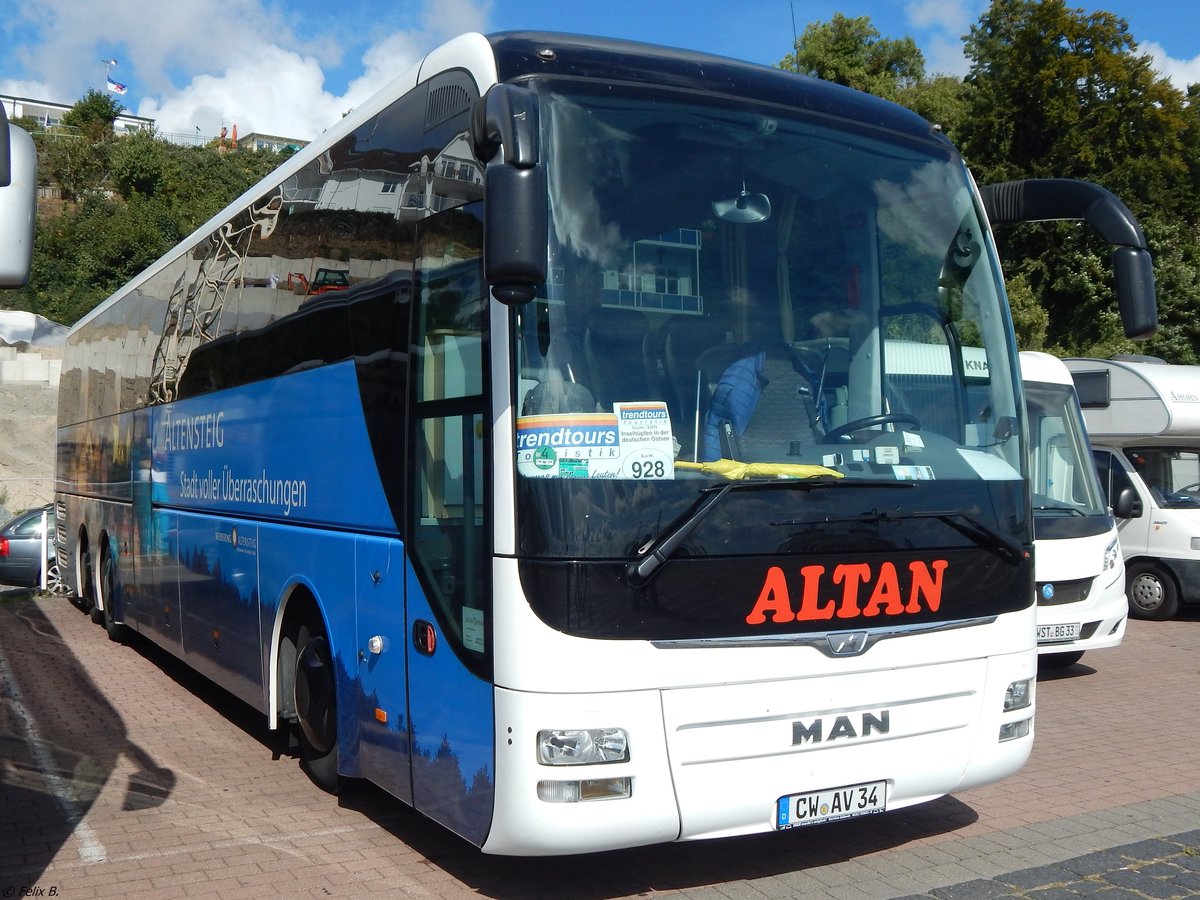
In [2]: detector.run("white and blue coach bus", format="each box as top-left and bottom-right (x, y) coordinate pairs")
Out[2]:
(54, 32), (1157, 854)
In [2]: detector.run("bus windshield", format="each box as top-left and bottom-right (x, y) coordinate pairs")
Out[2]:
(512, 81), (1027, 577)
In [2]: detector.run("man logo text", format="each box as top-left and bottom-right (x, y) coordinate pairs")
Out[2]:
(793, 711), (890, 745)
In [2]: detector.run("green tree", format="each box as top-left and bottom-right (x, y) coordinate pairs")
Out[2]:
(779, 13), (925, 102)
(61, 89), (126, 137)
(15, 193), (180, 325)
(960, 0), (1200, 358)
(895, 75), (970, 144)
(6, 129), (291, 325)
(38, 89), (131, 200)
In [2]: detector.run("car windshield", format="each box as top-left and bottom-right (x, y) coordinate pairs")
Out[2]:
(1125, 447), (1200, 509)
(511, 80), (1026, 561)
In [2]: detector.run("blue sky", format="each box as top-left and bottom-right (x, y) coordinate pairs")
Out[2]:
(1, 1), (1197, 141)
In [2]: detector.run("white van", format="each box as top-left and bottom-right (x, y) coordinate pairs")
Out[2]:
(878, 345), (1125, 665)
(1065, 356), (1200, 619)
(1021, 352), (1126, 665)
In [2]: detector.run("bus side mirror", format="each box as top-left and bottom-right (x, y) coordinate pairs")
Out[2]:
(0, 116), (37, 288)
(472, 84), (547, 305)
(1113, 486), (1141, 519)
(1112, 247), (1157, 340)
(978, 178), (1158, 341)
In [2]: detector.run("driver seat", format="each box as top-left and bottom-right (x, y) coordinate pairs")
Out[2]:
(700, 344), (819, 461)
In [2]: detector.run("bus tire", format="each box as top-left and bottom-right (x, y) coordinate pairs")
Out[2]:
(1126, 563), (1179, 620)
(97, 542), (126, 643)
(293, 621), (339, 792)
(76, 533), (96, 615)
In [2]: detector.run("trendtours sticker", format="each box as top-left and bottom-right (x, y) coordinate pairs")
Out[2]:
(515, 402), (675, 479)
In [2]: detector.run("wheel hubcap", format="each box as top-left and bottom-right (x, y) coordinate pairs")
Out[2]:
(295, 636), (336, 754)
(1131, 575), (1163, 610)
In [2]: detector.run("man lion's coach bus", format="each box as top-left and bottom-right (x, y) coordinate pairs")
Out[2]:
(54, 32), (1158, 854)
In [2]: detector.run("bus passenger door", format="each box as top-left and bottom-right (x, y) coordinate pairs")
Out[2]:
(403, 192), (495, 846)
(354, 537), (413, 805)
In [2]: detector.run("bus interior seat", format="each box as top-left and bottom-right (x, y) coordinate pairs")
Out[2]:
(583, 308), (651, 409)
(736, 345), (820, 461)
(699, 344), (819, 461)
(521, 376), (598, 415)
(660, 315), (726, 427)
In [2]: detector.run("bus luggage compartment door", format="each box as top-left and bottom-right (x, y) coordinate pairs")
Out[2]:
(354, 537), (413, 804)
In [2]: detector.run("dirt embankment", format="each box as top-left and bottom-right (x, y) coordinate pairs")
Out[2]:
(0, 381), (57, 520)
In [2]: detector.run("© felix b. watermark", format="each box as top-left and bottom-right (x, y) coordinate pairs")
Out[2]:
(1, 887), (59, 897)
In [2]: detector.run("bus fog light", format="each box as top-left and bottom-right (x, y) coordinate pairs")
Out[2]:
(537, 778), (631, 802)
(538, 728), (629, 765)
(1004, 678), (1032, 712)
(999, 717), (1031, 742)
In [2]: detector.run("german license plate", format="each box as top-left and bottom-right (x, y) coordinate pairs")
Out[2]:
(775, 780), (886, 829)
(1037, 622), (1080, 642)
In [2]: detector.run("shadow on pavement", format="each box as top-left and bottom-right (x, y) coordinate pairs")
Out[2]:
(0, 590), (175, 882)
(336, 756), (981, 898)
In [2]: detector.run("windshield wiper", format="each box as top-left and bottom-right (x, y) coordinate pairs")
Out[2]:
(1032, 504), (1088, 517)
(625, 477), (910, 587)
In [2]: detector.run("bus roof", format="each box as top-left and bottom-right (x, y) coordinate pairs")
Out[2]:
(486, 32), (936, 143)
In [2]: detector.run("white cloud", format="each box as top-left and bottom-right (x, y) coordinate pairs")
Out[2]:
(905, 0), (973, 36)
(923, 35), (971, 78)
(1140, 41), (1200, 94)
(137, 47), (337, 140)
(1, 0), (492, 142)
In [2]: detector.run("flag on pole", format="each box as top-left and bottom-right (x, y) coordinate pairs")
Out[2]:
(107, 75), (127, 95)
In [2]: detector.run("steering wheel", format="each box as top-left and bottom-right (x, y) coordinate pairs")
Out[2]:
(1179, 483), (1200, 493)
(823, 413), (922, 443)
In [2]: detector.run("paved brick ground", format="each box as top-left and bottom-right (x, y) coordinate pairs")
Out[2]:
(2, 588), (1198, 899)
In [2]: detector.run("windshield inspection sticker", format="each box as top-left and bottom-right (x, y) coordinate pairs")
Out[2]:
(515, 402), (675, 480)
(892, 465), (935, 480)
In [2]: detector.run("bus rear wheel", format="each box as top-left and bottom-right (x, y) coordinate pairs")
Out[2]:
(1126, 563), (1179, 621)
(96, 542), (125, 643)
(75, 535), (96, 615)
(293, 622), (339, 792)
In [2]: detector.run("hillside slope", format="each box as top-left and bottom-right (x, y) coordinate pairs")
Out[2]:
(0, 382), (57, 519)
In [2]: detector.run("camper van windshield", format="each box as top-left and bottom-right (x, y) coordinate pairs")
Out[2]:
(1025, 380), (1106, 519)
(512, 79), (1026, 565)
(1126, 448), (1200, 509)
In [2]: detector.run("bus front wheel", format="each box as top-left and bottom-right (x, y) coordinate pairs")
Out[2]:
(293, 622), (339, 792)
(1126, 563), (1179, 620)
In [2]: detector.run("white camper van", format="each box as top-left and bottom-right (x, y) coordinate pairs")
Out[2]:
(1020, 353), (1126, 665)
(1065, 356), (1200, 619)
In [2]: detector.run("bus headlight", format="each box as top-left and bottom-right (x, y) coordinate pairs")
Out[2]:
(538, 728), (629, 765)
(1004, 678), (1032, 712)
(1103, 537), (1121, 572)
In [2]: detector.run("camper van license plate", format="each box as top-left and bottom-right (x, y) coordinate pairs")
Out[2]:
(775, 780), (886, 829)
(1037, 623), (1080, 642)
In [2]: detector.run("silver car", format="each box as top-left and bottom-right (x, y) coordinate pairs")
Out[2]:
(0, 505), (59, 590)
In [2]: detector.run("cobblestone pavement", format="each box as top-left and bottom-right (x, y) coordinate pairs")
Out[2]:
(2, 588), (1199, 899)
(908, 833), (1200, 899)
